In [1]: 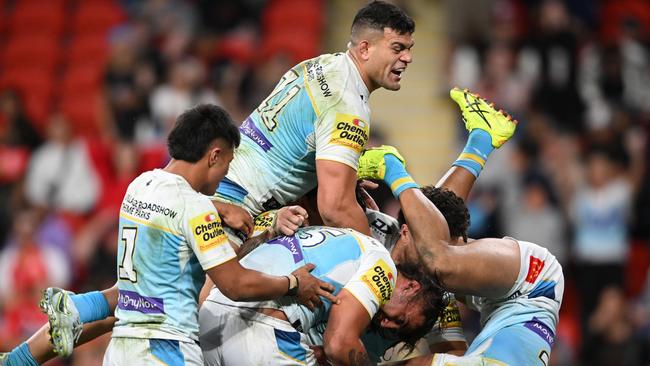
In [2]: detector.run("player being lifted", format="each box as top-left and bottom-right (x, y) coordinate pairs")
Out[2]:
(216, 0), (415, 240)
(0, 105), (337, 366)
(2, 87), (532, 366)
(1, 1), (418, 362)
(358, 88), (564, 365)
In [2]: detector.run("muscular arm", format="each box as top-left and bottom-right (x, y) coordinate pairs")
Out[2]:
(316, 160), (370, 235)
(323, 289), (373, 365)
(206, 258), (293, 302)
(399, 188), (520, 298)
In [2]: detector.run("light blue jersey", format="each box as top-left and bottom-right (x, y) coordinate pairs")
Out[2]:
(432, 239), (564, 365)
(216, 52), (371, 215)
(206, 226), (396, 332)
(112, 169), (236, 342)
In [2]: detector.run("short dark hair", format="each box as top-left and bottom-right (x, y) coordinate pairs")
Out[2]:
(394, 262), (447, 351)
(351, 1), (415, 37)
(397, 186), (470, 242)
(167, 104), (240, 163)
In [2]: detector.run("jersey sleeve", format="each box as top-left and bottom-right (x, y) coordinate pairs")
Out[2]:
(181, 194), (237, 270)
(314, 104), (369, 170)
(343, 250), (397, 318)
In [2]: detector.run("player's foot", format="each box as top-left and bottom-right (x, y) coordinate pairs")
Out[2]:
(450, 87), (517, 148)
(357, 145), (406, 181)
(39, 287), (82, 357)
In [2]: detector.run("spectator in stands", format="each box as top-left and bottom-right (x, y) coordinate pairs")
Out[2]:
(581, 286), (645, 365)
(0, 208), (69, 348)
(150, 57), (218, 135)
(506, 174), (567, 265)
(0, 90), (41, 245)
(102, 26), (157, 142)
(24, 113), (100, 215)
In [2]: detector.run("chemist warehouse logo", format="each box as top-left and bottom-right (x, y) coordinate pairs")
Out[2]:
(361, 259), (394, 305)
(330, 113), (369, 153)
(190, 212), (227, 253)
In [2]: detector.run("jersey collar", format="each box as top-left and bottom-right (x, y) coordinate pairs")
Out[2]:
(345, 52), (370, 103)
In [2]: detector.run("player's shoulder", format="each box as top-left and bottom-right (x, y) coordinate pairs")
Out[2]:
(300, 53), (360, 107)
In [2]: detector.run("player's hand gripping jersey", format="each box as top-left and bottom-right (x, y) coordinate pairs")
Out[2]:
(206, 226), (395, 332)
(113, 169), (236, 342)
(217, 53), (371, 215)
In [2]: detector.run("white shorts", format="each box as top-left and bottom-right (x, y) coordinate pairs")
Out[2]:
(199, 300), (316, 366)
(103, 337), (202, 366)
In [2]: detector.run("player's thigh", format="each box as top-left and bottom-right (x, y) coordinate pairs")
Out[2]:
(199, 301), (315, 366)
(103, 337), (202, 366)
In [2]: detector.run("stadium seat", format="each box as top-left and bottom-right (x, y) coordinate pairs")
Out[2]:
(58, 93), (100, 137)
(263, 0), (323, 36)
(1, 34), (61, 72)
(8, 1), (66, 37)
(0, 67), (55, 128)
(59, 64), (104, 98)
(66, 34), (110, 69)
(71, 1), (126, 34)
(260, 30), (320, 64)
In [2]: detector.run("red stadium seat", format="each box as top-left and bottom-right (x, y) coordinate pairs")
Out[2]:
(263, 0), (323, 36)
(8, 1), (66, 37)
(59, 93), (101, 137)
(0, 68), (55, 128)
(260, 30), (320, 64)
(67, 34), (110, 69)
(2, 34), (61, 71)
(71, 1), (126, 34)
(59, 64), (104, 97)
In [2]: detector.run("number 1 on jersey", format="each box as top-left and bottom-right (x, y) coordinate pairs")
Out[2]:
(257, 70), (300, 131)
(119, 227), (138, 282)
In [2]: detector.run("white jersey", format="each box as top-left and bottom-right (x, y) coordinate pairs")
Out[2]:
(205, 226), (396, 333)
(216, 52), (371, 215)
(113, 169), (236, 342)
(464, 238), (564, 339)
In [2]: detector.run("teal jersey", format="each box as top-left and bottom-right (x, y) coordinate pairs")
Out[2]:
(206, 226), (396, 333)
(113, 169), (236, 342)
(216, 53), (371, 215)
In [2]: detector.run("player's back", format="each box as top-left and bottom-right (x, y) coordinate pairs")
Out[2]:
(464, 238), (564, 342)
(207, 226), (395, 333)
(218, 52), (371, 215)
(113, 169), (228, 342)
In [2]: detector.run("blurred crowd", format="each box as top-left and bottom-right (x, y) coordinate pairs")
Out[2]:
(0, 0), (321, 363)
(440, 0), (650, 365)
(0, 0), (649, 365)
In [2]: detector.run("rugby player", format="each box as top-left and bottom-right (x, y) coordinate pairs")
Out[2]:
(0, 104), (337, 366)
(358, 88), (564, 365)
(24, 2), (417, 358)
(216, 0), (415, 239)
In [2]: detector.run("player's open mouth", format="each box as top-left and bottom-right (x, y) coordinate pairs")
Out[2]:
(391, 69), (404, 79)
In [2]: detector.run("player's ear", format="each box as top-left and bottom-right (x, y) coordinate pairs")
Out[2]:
(208, 146), (222, 167)
(357, 40), (371, 60)
(404, 278), (421, 296)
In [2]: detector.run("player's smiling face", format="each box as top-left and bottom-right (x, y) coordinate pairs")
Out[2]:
(367, 28), (414, 91)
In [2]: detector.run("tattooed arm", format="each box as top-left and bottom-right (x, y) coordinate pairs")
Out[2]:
(323, 289), (372, 365)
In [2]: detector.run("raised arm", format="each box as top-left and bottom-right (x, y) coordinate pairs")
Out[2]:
(358, 89), (520, 298)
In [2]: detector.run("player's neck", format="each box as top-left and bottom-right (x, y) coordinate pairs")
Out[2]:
(164, 159), (205, 193)
(346, 50), (378, 94)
